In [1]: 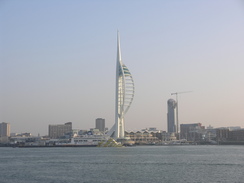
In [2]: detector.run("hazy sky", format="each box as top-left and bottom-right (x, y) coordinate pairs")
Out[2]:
(1, 0), (244, 135)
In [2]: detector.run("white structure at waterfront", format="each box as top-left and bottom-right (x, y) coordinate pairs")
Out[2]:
(108, 32), (135, 140)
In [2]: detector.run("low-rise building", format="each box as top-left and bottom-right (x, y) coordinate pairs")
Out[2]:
(125, 130), (160, 145)
(229, 129), (244, 141)
(180, 123), (205, 142)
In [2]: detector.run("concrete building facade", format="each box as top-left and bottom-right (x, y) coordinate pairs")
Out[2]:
(48, 122), (72, 139)
(0, 122), (10, 137)
(180, 123), (205, 141)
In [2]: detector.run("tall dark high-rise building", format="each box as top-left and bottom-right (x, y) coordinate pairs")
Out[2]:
(167, 99), (176, 133)
(95, 118), (105, 132)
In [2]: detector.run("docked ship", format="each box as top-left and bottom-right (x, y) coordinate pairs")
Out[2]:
(70, 134), (109, 146)
(70, 134), (123, 147)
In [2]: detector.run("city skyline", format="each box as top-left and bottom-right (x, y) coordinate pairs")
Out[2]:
(1, 1), (244, 136)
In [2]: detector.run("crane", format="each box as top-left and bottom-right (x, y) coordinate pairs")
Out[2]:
(171, 91), (192, 138)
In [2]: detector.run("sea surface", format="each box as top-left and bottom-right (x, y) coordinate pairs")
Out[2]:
(0, 145), (244, 183)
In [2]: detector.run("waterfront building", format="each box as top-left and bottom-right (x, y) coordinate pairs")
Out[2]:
(215, 128), (230, 141)
(0, 122), (10, 143)
(48, 122), (72, 139)
(216, 128), (244, 142)
(108, 32), (135, 140)
(229, 129), (244, 141)
(125, 130), (160, 145)
(95, 118), (105, 132)
(0, 122), (10, 137)
(203, 128), (216, 142)
(10, 132), (32, 137)
(167, 99), (176, 133)
(180, 123), (205, 141)
(9, 136), (45, 146)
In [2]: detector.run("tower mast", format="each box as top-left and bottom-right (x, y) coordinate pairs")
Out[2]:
(171, 91), (192, 138)
(115, 31), (122, 138)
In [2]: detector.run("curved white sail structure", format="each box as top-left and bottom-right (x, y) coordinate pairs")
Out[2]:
(108, 32), (135, 140)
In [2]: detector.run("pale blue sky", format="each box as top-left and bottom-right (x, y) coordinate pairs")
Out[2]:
(1, 0), (244, 135)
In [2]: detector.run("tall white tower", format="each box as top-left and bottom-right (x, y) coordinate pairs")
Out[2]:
(108, 32), (135, 140)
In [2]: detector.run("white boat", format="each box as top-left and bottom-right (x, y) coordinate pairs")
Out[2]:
(70, 134), (109, 146)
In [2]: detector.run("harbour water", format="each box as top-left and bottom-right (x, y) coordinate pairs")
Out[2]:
(0, 145), (244, 183)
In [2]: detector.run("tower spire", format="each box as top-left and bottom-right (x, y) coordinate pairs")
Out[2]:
(117, 30), (122, 63)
